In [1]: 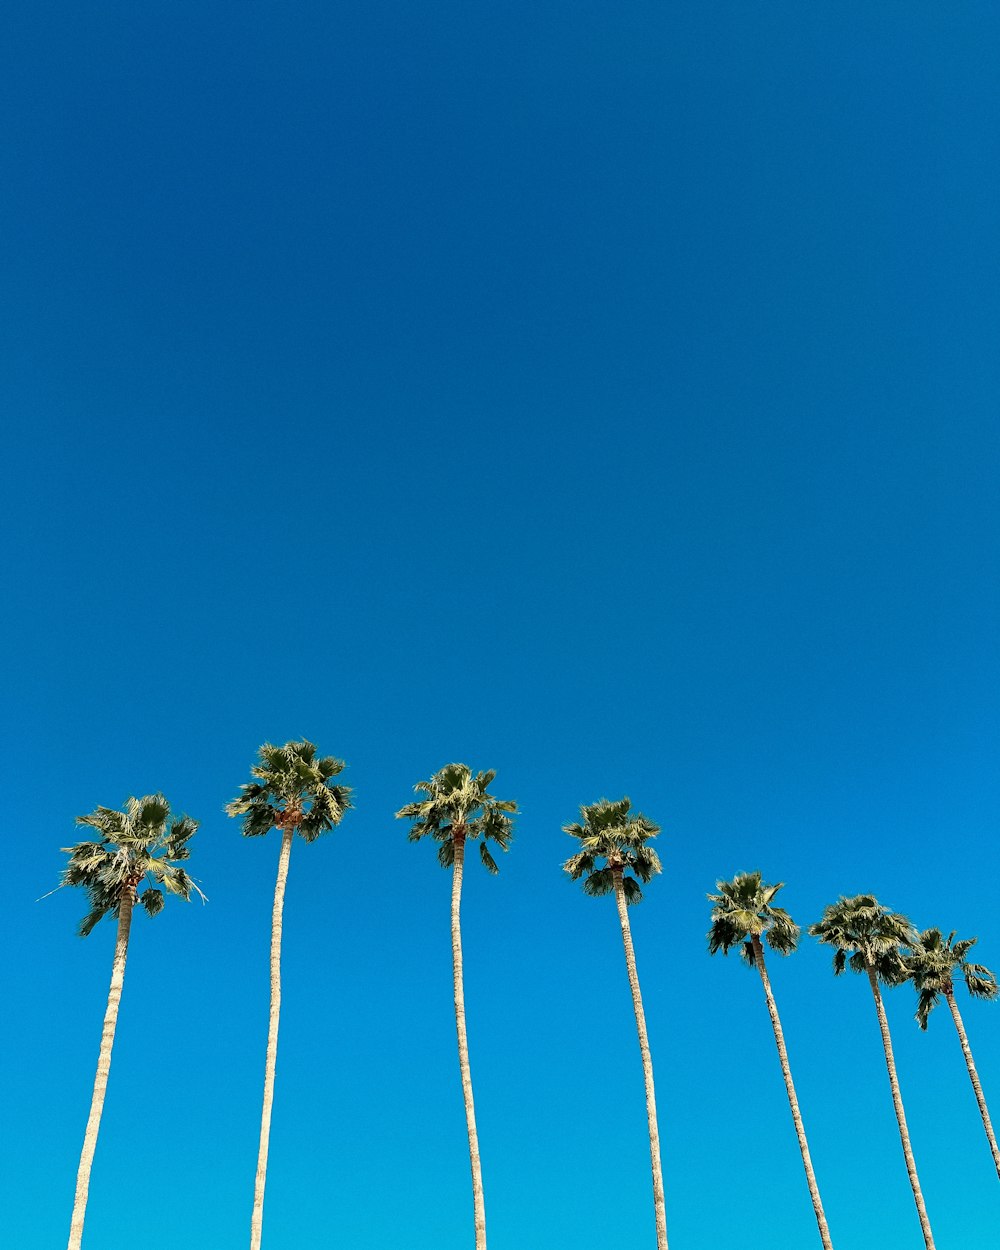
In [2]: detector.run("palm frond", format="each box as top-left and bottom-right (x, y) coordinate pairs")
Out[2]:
(78, 907), (109, 938)
(621, 875), (643, 906)
(582, 867), (614, 897)
(140, 888), (165, 917)
(915, 987), (938, 1030)
(964, 963), (999, 1001)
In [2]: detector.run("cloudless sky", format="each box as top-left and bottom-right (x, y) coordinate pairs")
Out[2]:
(4, 3), (999, 1248)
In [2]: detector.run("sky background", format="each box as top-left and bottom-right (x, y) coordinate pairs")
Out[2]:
(3, 2), (999, 1248)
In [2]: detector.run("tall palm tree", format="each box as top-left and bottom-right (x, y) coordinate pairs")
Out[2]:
(563, 797), (668, 1250)
(708, 872), (834, 1250)
(58, 794), (200, 1250)
(227, 740), (352, 1250)
(905, 928), (1000, 1179)
(809, 895), (935, 1250)
(396, 763), (515, 1250)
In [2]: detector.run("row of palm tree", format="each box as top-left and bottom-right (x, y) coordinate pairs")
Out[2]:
(709, 879), (1000, 1250)
(54, 742), (997, 1250)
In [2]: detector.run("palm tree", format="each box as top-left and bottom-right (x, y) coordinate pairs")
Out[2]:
(809, 895), (936, 1250)
(905, 928), (1000, 1179)
(227, 740), (352, 1250)
(58, 794), (200, 1250)
(395, 763), (515, 1250)
(563, 797), (668, 1250)
(708, 872), (834, 1249)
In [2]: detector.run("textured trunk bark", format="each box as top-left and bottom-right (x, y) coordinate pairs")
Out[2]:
(750, 936), (834, 1250)
(867, 967), (936, 1250)
(613, 870), (668, 1250)
(945, 988), (1000, 1180)
(67, 887), (135, 1250)
(249, 824), (294, 1250)
(451, 834), (487, 1250)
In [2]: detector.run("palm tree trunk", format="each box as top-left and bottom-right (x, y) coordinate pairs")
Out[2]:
(750, 936), (834, 1250)
(250, 824), (294, 1250)
(944, 988), (1000, 1180)
(67, 887), (135, 1250)
(866, 967), (936, 1250)
(451, 833), (487, 1250)
(613, 870), (668, 1250)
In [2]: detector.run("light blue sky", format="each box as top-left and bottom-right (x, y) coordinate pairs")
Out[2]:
(4, 3), (999, 1247)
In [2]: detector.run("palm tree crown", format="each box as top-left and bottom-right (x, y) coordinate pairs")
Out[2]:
(906, 929), (998, 1030)
(562, 796), (661, 903)
(395, 763), (515, 870)
(226, 739), (352, 839)
(707, 871), (799, 965)
(61, 794), (200, 934)
(808, 894), (918, 982)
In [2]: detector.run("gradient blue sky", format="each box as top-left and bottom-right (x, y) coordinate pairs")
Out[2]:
(4, 3), (999, 1248)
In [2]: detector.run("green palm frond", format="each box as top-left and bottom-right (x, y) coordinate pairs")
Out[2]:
(915, 986), (938, 1030)
(621, 875), (643, 906)
(964, 964), (998, 1000)
(227, 740), (352, 844)
(767, 909), (798, 952)
(707, 915), (743, 957)
(76, 807), (128, 839)
(140, 889), (165, 917)
(562, 796), (662, 902)
(396, 763), (516, 874)
(707, 871), (800, 967)
(56, 795), (202, 936)
(164, 815), (197, 861)
(581, 867), (615, 897)
(809, 895), (918, 985)
(563, 851), (595, 881)
(79, 907), (110, 938)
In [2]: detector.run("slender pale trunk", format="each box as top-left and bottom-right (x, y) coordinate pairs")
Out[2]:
(613, 870), (668, 1250)
(750, 936), (834, 1250)
(945, 987), (1000, 1180)
(451, 832), (487, 1250)
(250, 824), (294, 1250)
(67, 887), (135, 1250)
(866, 967), (936, 1250)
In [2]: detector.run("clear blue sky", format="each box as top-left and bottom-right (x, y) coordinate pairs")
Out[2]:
(4, 3), (999, 1247)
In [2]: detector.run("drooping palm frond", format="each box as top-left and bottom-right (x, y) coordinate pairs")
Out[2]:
(905, 928), (998, 1030)
(226, 740), (352, 843)
(57, 795), (202, 935)
(140, 888), (165, 917)
(562, 796), (662, 904)
(809, 895), (917, 984)
(707, 870), (801, 968)
(396, 763), (516, 870)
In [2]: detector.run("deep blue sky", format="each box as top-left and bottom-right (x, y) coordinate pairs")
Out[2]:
(4, 3), (999, 1248)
